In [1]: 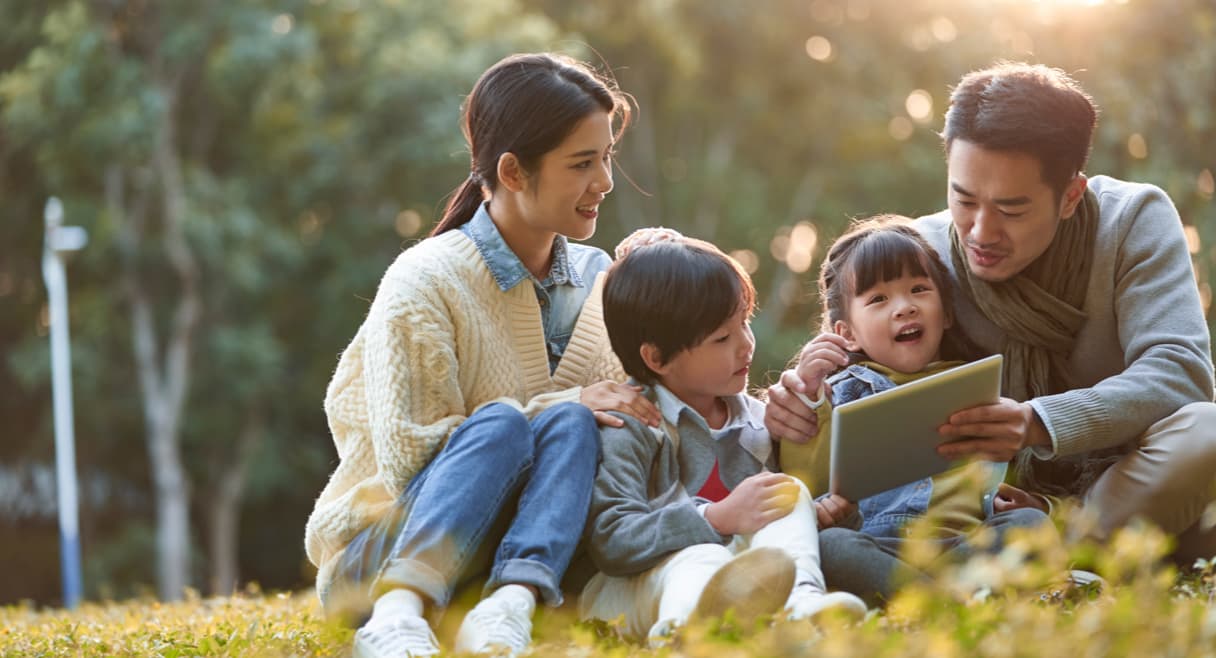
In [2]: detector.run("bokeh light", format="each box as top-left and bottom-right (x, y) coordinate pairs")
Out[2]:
(786, 221), (820, 274)
(906, 89), (934, 122)
(272, 14), (294, 34)
(395, 209), (423, 238)
(889, 116), (915, 141)
(1127, 133), (1148, 159)
(730, 249), (759, 274)
(1184, 225), (1200, 255)
(805, 36), (833, 62)
(1198, 168), (1214, 199)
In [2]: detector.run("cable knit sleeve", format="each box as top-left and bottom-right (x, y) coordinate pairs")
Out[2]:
(361, 267), (468, 499)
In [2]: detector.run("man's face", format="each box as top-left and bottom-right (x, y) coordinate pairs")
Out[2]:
(946, 139), (1084, 282)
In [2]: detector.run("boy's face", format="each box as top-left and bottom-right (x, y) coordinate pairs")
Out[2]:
(649, 307), (755, 413)
(835, 269), (949, 375)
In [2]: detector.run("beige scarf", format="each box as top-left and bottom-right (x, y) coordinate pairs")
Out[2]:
(949, 189), (1118, 496)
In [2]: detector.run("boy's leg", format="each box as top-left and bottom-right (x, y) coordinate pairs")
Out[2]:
(1083, 402), (1216, 551)
(749, 480), (866, 618)
(579, 544), (734, 641)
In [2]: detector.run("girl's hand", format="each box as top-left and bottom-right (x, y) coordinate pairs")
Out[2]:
(814, 494), (856, 529)
(704, 472), (800, 535)
(580, 381), (661, 428)
(795, 333), (851, 401)
(614, 227), (684, 259)
(992, 482), (1050, 514)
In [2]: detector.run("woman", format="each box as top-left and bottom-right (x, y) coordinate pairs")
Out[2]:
(305, 53), (659, 658)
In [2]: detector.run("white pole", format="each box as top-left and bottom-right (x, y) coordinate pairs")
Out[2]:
(41, 196), (87, 610)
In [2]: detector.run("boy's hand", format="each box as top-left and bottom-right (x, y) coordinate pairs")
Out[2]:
(581, 381), (661, 428)
(814, 494), (856, 529)
(704, 472), (800, 535)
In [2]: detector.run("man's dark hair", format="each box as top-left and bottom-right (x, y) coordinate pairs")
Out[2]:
(942, 62), (1098, 199)
(603, 238), (756, 384)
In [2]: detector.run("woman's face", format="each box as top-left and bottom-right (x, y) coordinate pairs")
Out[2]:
(511, 110), (615, 241)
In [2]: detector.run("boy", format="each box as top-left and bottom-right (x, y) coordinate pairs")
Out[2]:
(579, 238), (865, 646)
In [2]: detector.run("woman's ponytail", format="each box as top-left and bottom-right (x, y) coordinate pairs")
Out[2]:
(430, 175), (486, 237)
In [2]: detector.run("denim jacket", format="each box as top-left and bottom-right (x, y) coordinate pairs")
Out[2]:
(827, 364), (1002, 538)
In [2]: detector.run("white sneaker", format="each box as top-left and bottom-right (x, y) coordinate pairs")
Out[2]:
(646, 616), (684, 649)
(353, 614), (440, 658)
(784, 585), (867, 622)
(454, 595), (534, 656)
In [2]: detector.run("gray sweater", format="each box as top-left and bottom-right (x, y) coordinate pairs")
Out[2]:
(917, 175), (1215, 459)
(587, 384), (775, 577)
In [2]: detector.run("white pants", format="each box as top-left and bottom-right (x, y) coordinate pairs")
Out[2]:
(1084, 402), (1216, 560)
(579, 480), (824, 638)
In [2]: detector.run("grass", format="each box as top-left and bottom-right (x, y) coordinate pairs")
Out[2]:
(3, 521), (1214, 657)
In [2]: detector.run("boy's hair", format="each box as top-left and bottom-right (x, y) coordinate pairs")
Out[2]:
(942, 61), (1098, 199)
(603, 238), (756, 384)
(818, 215), (954, 334)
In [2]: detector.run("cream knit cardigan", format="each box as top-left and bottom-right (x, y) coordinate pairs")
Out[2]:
(305, 230), (624, 593)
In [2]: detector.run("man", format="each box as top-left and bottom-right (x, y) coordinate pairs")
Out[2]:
(767, 62), (1216, 576)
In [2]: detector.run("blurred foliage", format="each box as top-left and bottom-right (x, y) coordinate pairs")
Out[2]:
(0, 0), (1213, 603)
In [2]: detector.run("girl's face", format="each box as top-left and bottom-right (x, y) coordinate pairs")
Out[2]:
(649, 307), (755, 418)
(834, 268), (950, 375)
(511, 110), (615, 242)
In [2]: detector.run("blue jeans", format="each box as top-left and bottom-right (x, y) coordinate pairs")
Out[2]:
(819, 507), (1052, 605)
(330, 402), (599, 611)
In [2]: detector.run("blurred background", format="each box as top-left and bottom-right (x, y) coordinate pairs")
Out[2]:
(1, 0), (1213, 606)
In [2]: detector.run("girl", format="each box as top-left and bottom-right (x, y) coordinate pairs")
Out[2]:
(304, 53), (660, 658)
(778, 215), (1052, 604)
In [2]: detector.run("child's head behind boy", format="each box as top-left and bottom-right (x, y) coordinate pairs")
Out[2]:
(603, 238), (756, 422)
(819, 215), (956, 374)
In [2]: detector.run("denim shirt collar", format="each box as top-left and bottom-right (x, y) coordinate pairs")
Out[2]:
(651, 382), (766, 435)
(460, 203), (584, 291)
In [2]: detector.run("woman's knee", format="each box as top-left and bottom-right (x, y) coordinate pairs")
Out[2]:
(534, 402), (601, 460)
(451, 402), (532, 460)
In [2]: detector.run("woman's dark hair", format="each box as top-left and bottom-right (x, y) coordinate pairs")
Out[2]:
(430, 53), (632, 236)
(603, 238), (756, 385)
(942, 62), (1098, 199)
(818, 215), (954, 334)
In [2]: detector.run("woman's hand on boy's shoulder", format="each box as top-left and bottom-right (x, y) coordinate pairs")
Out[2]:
(613, 226), (684, 259)
(581, 380), (661, 428)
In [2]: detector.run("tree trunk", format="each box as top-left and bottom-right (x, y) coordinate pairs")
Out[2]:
(208, 409), (263, 596)
(107, 71), (200, 601)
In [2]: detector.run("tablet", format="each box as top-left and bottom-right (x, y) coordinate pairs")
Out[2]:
(828, 354), (1003, 501)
